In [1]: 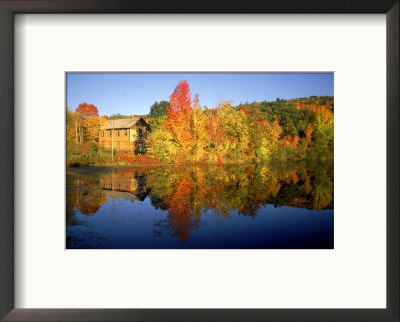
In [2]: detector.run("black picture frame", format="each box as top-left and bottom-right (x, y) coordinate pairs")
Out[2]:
(0, 0), (398, 321)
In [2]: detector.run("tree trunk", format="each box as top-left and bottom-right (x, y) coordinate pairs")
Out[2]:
(111, 121), (114, 162)
(75, 119), (78, 151)
(80, 122), (83, 144)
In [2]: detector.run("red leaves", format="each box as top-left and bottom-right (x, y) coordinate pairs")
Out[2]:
(283, 135), (300, 150)
(256, 119), (267, 127)
(303, 124), (313, 146)
(296, 103), (333, 115)
(167, 80), (192, 115)
(117, 151), (160, 165)
(78, 143), (90, 154)
(75, 103), (99, 118)
(239, 106), (251, 116)
(165, 177), (193, 241)
(217, 154), (224, 164)
(164, 80), (195, 149)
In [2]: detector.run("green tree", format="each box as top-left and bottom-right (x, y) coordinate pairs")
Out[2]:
(108, 113), (131, 120)
(150, 101), (168, 118)
(148, 101), (168, 131)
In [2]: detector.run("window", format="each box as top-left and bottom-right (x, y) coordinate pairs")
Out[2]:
(101, 130), (104, 137)
(124, 129), (128, 136)
(108, 130), (112, 137)
(124, 141), (128, 149)
(117, 141), (120, 149)
(117, 130), (120, 136)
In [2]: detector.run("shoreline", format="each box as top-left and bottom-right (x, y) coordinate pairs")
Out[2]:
(67, 158), (334, 169)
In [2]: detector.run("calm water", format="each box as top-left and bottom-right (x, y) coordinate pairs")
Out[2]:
(66, 161), (333, 249)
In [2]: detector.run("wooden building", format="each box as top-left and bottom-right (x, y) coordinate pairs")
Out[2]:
(98, 117), (150, 154)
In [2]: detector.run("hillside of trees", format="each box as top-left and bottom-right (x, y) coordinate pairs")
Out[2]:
(148, 80), (333, 163)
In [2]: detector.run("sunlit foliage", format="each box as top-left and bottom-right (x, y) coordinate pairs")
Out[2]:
(147, 80), (333, 163)
(66, 81), (333, 167)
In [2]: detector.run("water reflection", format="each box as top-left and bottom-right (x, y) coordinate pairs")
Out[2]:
(67, 161), (333, 249)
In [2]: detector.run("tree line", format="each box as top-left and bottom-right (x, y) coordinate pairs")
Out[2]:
(148, 80), (333, 163)
(66, 80), (333, 166)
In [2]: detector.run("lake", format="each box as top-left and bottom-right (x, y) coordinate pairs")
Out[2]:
(66, 161), (333, 249)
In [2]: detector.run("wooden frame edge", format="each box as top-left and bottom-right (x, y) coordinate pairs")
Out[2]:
(0, 0), (398, 321)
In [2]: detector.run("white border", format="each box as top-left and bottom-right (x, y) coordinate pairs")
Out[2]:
(15, 14), (386, 308)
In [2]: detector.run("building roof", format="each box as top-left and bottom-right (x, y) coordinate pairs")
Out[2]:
(103, 118), (140, 129)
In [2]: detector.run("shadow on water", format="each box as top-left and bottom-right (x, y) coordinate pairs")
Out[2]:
(66, 160), (334, 249)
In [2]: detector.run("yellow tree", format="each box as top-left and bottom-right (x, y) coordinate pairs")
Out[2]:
(258, 119), (283, 160)
(190, 95), (209, 162)
(148, 123), (180, 163)
(219, 103), (250, 161)
(75, 103), (99, 144)
(66, 109), (78, 151)
(313, 107), (334, 148)
(83, 115), (107, 143)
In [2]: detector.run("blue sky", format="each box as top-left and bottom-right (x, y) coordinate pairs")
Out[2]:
(66, 73), (334, 116)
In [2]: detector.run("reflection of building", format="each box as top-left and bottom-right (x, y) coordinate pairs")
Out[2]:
(99, 172), (151, 201)
(100, 178), (137, 192)
(98, 117), (151, 154)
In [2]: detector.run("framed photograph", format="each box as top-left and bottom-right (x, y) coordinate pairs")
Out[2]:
(0, 0), (398, 321)
(65, 72), (334, 250)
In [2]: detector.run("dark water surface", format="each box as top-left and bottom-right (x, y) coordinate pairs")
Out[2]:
(66, 161), (333, 249)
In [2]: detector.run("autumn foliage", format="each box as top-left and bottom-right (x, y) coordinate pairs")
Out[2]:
(75, 103), (99, 118)
(66, 81), (333, 167)
(148, 80), (334, 163)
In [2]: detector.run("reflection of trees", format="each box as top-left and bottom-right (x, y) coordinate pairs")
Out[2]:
(78, 187), (108, 215)
(66, 168), (153, 221)
(67, 161), (333, 241)
(267, 161), (333, 210)
(164, 178), (196, 241)
(147, 160), (333, 241)
(66, 171), (108, 218)
(311, 167), (334, 210)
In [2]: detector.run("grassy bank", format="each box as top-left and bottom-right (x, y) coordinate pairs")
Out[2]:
(67, 143), (333, 168)
(67, 143), (160, 167)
